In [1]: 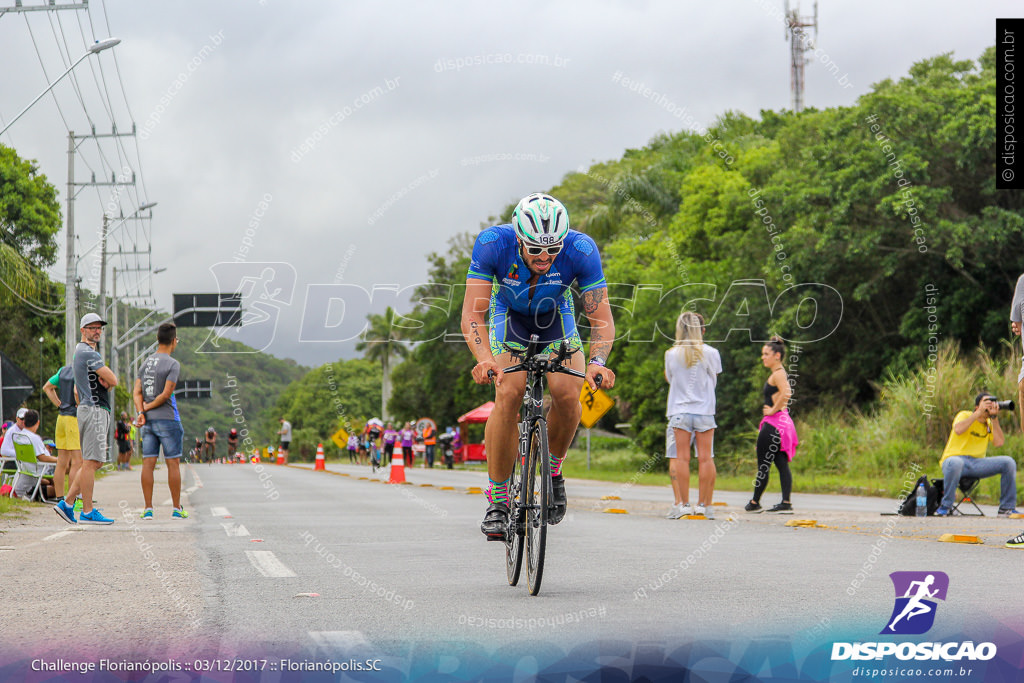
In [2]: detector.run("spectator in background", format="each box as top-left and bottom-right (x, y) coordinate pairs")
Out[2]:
(746, 336), (798, 515)
(400, 422), (415, 468)
(43, 366), (82, 505)
(1, 408), (30, 459)
(664, 311), (722, 520)
(277, 417), (292, 464)
(346, 433), (359, 463)
(115, 412), (133, 471)
(423, 422), (437, 468)
(382, 422), (398, 467)
(10, 410), (58, 500)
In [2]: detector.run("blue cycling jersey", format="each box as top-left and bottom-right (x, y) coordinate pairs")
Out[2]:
(466, 225), (606, 315)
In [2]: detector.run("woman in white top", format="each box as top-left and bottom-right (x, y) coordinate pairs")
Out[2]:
(664, 311), (722, 519)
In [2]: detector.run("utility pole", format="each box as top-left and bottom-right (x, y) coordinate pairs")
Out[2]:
(0, 1), (88, 18)
(784, 1), (818, 113)
(65, 126), (136, 363)
(65, 132), (76, 365)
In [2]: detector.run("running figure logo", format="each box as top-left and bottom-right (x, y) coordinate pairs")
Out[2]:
(880, 571), (949, 635)
(197, 262), (296, 353)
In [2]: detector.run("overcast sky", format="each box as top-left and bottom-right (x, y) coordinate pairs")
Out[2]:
(1, 0), (1012, 367)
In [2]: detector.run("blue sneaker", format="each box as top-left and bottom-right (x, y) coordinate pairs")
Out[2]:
(79, 509), (114, 525)
(935, 506), (951, 517)
(54, 499), (77, 524)
(140, 508), (154, 520)
(172, 507), (189, 519)
(998, 508), (1022, 517)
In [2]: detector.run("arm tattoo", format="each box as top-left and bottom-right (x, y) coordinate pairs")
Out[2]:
(582, 288), (604, 316)
(589, 329), (612, 363)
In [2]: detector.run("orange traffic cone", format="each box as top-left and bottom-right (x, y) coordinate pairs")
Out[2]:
(388, 444), (406, 484)
(315, 443), (326, 471)
(275, 446), (284, 465)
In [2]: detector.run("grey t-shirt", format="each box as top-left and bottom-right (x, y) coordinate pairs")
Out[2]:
(138, 353), (181, 421)
(48, 365), (78, 416)
(73, 342), (110, 411)
(280, 421), (292, 441)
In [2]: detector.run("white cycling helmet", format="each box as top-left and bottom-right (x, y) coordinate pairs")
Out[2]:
(512, 193), (569, 246)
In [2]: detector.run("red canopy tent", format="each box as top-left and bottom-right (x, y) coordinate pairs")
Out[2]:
(457, 401), (493, 461)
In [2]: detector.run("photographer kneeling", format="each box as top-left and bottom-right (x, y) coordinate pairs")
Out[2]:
(936, 392), (1020, 517)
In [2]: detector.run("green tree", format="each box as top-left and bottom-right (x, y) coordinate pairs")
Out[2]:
(271, 358), (379, 459)
(355, 306), (410, 420)
(389, 234), (493, 428)
(0, 145), (62, 268)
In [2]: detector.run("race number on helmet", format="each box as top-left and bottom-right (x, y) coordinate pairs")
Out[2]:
(512, 193), (569, 246)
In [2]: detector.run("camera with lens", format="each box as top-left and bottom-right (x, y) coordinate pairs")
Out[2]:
(990, 398), (1016, 411)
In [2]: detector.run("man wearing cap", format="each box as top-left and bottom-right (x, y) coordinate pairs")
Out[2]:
(54, 312), (118, 525)
(43, 364), (82, 504)
(0, 407), (30, 459)
(10, 409), (58, 500)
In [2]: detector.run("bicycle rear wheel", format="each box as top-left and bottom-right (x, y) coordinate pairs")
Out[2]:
(526, 420), (549, 596)
(506, 440), (525, 586)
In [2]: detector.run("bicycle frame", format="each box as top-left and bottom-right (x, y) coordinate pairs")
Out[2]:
(500, 335), (585, 595)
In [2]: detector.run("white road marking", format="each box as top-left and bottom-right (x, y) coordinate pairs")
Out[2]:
(43, 530), (80, 542)
(246, 550), (297, 577)
(220, 522), (250, 537)
(161, 498), (172, 506)
(210, 506), (230, 517)
(309, 631), (372, 651)
(185, 485), (198, 494)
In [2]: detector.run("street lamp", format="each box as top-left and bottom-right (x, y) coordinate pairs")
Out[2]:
(0, 38), (121, 136)
(50, 39), (124, 364)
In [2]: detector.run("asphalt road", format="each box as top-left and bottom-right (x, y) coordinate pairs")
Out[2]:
(2, 461), (1022, 679)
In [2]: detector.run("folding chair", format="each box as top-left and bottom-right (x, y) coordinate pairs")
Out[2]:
(11, 433), (52, 502)
(950, 476), (984, 516)
(0, 450), (15, 490)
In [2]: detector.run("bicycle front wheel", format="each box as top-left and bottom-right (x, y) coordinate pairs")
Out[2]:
(505, 440), (525, 586)
(526, 420), (550, 596)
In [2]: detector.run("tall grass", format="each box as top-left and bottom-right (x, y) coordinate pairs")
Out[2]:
(792, 340), (1024, 491)
(562, 341), (1023, 502)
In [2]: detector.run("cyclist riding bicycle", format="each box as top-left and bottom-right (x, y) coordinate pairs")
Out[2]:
(203, 427), (217, 462)
(227, 428), (239, 456)
(364, 419), (383, 468)
(461, 192), (616, 540)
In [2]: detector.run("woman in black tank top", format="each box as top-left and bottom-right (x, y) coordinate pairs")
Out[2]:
(746, 336), (794, 514)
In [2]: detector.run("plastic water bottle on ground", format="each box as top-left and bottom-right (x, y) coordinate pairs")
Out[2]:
(916, 482), (927, 517)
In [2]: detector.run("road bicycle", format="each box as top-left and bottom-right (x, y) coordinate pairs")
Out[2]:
(495, 335), (588, 596)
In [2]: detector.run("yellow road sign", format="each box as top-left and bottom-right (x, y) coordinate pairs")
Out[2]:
(330, 428), (350, 450)
(579, 385), (614, 429)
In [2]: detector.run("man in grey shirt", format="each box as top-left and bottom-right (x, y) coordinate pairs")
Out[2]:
(54, 312), (117, 525)
(134, 322), (188, 519)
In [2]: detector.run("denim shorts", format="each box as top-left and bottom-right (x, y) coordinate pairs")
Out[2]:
(141, 419), (184, 458)
(668, 413), (717, 433)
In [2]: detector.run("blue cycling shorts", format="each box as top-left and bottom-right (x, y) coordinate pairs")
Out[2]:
(488, 287), (582, 356)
